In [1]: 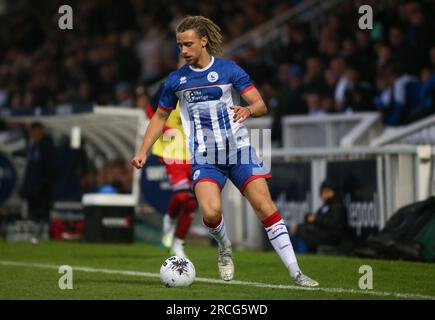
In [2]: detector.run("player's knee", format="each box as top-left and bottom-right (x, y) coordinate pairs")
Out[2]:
(199, 200), (221, 221)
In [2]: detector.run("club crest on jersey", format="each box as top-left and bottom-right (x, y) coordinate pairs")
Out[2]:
(207, 71), (219, 83)
(179, 76), (187, 85)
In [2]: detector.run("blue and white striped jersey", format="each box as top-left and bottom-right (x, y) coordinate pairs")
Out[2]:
(158, 56), (254, 160)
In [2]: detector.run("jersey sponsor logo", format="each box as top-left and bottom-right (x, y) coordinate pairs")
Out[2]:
(179, 76), (187, 85)
(207, 71), (219, 83)
(183, 87), (223, 103)
(193, 170), (200, 180)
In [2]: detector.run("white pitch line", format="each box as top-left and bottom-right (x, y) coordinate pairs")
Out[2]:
(0, 260), (434, 300)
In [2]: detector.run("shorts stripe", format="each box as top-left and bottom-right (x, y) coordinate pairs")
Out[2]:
(194, 178), (222, 191)
(239, 174), (272, 194)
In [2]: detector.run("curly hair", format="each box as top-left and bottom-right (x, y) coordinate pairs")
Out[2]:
(176, 16), (223, 56)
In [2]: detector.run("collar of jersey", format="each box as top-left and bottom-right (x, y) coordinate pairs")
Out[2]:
(189, 56), (215, 72)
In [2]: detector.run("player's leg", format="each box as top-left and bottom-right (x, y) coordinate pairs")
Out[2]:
(242, 178), (319, 287)
(194, 181), (224, 237)
(230, 147), (318, 286)
(169, 163), (198, 257)
(162, 162), (192, 251)
(194, 176), (234, 281)
(174, 163), (197, 242)
(171, 191), (197, 257)
(164, 190), (196, 257)
(161, 192), (182, 248)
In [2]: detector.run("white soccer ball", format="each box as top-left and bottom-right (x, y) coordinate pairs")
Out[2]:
(160, 256), (196, 287)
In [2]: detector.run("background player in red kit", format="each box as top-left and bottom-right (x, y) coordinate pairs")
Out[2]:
(138, 76), (197, 258)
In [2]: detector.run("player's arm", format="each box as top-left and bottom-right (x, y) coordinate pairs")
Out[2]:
(231, 87), (268, 123)
(131, 107), (171, 169)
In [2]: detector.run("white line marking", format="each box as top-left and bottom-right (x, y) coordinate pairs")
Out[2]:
(1, 260), (434, 300)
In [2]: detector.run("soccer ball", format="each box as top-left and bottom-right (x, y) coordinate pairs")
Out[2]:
(160, 256), (196, 287)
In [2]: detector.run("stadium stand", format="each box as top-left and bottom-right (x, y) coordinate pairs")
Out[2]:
(0, 0), (434, 123)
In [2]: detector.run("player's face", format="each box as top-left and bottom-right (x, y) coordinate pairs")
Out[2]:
(176, 29), (207, 66)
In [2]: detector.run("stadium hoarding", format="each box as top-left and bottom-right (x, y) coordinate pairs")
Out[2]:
(223, 145), (432, 250)
(268, 159), (379, 241)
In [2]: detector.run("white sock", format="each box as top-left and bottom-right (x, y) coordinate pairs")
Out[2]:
(203, 216), (231, 250)
(173, 237), (184, 247)
(162, 213), (176, 234)
(265, 219), (301, 278)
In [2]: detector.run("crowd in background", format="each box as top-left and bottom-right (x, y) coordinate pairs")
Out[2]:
(1, 1), (434, 129)
(1, 0), (435, 195)
(0, 0), (294, 112)
(229, 0), (435, 143)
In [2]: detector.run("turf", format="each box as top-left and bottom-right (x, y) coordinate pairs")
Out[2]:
(0, 241), (434, 300)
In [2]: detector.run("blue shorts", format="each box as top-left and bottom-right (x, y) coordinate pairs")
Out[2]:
(191, 146), (272, 193)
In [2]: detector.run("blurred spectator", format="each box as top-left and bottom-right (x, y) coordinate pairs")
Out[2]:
(374, 42), (392, 69)
(403, 1), (435, 67)
(408, 66), (435, 122)
(388, 25), (417, 75)
(51, 137), (87, 201)
(305, 91), (327, 116)
(271, 64), (307, 145)
(20, 122), (54, 223)
(136, 14), (173, 84)
(74, 80), (96, 106)
(238, 45), (274, 86)
(95, 159), (132, 194)
(135, 85), (150, 113)
(281, 23), (316, 65)
(115, 82), (134, 106)
(335, 63), (357, 111)
(374, 63), (419, 126)
(292, 180), (349, 253)
(335, 64), (375, 112)
(354, 30), (375, 81)
(303, 56), (325, 93)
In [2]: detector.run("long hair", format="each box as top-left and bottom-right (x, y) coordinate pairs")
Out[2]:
(176, 16), (223, 56)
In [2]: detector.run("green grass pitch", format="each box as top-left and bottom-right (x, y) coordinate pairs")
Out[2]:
(0, 241), (434, 300)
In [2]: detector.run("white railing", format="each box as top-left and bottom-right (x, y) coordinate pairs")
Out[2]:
(371, 113), (435, 146)
(281, 112), (382, 148)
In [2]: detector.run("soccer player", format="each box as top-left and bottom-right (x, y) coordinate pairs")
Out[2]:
(131, 16), (319, 287)
(141, 82), (197, 258)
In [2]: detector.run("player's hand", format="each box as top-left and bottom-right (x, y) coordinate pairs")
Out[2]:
(131, 152), (147, 169)
(230, 106), (251, 123)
